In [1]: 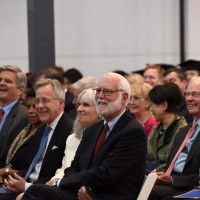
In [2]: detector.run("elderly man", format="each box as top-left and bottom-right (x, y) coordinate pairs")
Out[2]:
(0, 79), (73, 200)
(149, 76), (200, 199)
(0, 66), (28, 167)
(21, 72), (146, 200)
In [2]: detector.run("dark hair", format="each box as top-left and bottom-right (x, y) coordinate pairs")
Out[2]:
(45, 73), (64, 85)
(26, 87), (36, 98)
(148, 82), (182, 113)
(112, 70), (129, 77)
(26, 72), (37, 89)
(164, 68), (186, 81)
(63, 68), (83, 84)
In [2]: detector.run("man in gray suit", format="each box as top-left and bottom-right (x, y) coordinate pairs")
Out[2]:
(0, 65), (28, 167)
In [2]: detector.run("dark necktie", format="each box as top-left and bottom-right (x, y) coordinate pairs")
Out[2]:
(166, 122), (198, 175)
(93, 123), (109, 157)
(24, 126), (51, 180)
(0, 109), (4, 123)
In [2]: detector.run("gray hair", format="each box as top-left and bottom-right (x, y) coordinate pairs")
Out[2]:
(74, 88), (99, 138)
(188, 76), (200, 86)
(77, 88), (96, 106)
(72, 76), (98, 92)
(34, 78), (65, 99)
(0, 65), (27, 88)
(104, 72), (131, 106)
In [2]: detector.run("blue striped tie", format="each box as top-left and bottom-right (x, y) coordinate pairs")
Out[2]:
(24, 126), (51, 180)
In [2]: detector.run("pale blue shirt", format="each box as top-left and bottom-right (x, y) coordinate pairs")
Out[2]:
(106, 109), (126, 137)
(173, 119), (200, 173)
(25, 111), (64, 190)
(0, 100), (18, 131)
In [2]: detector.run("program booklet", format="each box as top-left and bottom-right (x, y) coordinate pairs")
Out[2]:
(174, 189), (200, 199)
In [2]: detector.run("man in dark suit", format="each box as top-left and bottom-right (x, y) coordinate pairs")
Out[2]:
(21, 72), (146, 200)
(0, 79), (73, 200)
(148, 76), (200, 200)
(0, 66), (28, 167)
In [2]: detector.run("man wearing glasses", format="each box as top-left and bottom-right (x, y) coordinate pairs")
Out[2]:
(21, 72), (146, 200)
(148, 76), (200, 200)
(0, 79), (73, 200)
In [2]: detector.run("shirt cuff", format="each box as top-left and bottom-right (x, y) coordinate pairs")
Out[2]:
(25, 182), (33, 191)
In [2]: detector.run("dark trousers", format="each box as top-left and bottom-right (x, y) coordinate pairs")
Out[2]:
(148, 183), (191, 200)
(0, 193), (18, 200)
(22, 184), (77, 200)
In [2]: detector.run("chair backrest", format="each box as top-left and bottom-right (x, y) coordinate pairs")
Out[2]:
(136, 173), (157, 200)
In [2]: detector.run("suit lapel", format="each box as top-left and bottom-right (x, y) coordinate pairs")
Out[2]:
(167, 125), (190, 165)
(39, 115), (65, 172)
(92, 111), (130, 164)
(0, 101), (19, 141)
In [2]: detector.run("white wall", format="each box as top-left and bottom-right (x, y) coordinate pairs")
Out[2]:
(0, 0), (28, 71)
(187, 0), (200, 60)
(0, 0), (198, 80)
(54, 0), (180, 79)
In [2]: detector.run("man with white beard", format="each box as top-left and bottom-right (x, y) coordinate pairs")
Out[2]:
(22, 72), (146, 200)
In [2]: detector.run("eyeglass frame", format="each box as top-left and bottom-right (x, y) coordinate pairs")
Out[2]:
(35, 98), (60, 105)
(93, 88), (124, 96)
(184, 91), (200, 98)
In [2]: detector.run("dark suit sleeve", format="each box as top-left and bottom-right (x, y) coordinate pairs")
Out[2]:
(173, 173), (199, 189)
(169, 125), (200, 189)
(59, 120), (146, 191)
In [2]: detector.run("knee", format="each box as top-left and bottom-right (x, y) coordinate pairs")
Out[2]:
(23, 184), (43, 199)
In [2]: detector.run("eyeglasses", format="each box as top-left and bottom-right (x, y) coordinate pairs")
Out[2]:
(184, 92), (200, 98)
(93, 88), (124, 96)
(35, 98), (58, 105)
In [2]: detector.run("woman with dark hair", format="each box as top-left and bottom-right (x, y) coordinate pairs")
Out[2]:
(147, 83), (187, 171)
(0, 88), (42, 184)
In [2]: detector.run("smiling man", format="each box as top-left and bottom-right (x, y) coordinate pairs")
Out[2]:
(0, 66), (28, 168)
(149, 76), (200, 200)
(21, 72), (146, 200)
(0, 79), (73, 200)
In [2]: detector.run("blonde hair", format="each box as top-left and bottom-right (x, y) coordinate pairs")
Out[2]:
(126, 73), (144, 85)
(131, 82), (152, 99)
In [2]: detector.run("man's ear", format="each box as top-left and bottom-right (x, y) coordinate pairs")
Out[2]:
(122, 92), (128, 104)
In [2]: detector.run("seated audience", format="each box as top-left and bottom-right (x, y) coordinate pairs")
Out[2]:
(0, 66), (29, 170)
(20, 72), (146, 200)
(0, 88), (42, 184)
(129, 82), (159, 138)
(0, 79), (73, 200)
(147, 83), (187, 170)
(46, 88), (101, 186)
(149, 77), (200, 200)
